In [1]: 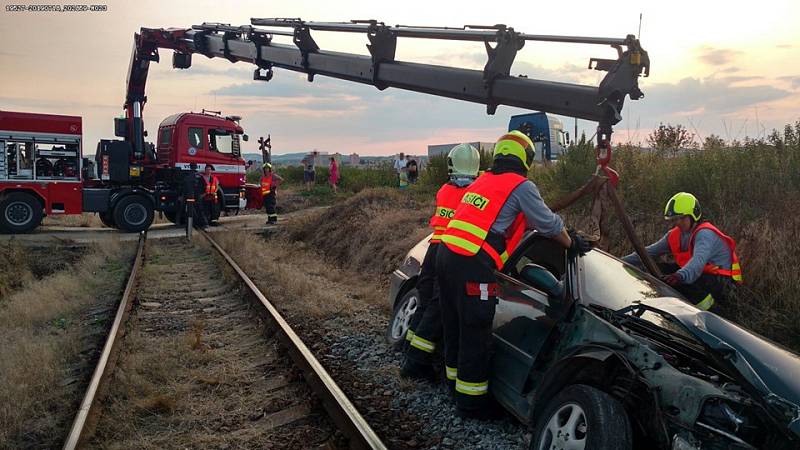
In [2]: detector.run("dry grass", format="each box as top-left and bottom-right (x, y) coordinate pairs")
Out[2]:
(0, 242), (34, 298)
(0, 241), (135, 448)
(282, 188), (431, 278)
(43, 212), (170, 228)
(214, 232), (386, 318)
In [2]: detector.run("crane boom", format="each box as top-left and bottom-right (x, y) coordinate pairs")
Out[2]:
(123, 19), (650, 161)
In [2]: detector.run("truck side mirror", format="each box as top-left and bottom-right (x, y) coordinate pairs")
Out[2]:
(242, 134), (249, 142)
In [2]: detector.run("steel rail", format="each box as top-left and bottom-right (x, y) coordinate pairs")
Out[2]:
(201, 232), (387, 450)
(63, 232), (146, 450)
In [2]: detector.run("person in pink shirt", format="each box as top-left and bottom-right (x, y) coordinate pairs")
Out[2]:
(329, 156), (339, 193)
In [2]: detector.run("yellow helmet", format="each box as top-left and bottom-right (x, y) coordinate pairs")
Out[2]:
(664, 192), (701, 221)
(262, 162), (273, 171)
(493, 130), (535, 170)
(447, 143), (480, 179)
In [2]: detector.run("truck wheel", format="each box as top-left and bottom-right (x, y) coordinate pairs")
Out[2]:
(530, 384), (632, 450)
(386, 288), (419, 351)
(113, 195), (154, 232)
(0, 192), (43, 233)
(99, 211), (116, 228)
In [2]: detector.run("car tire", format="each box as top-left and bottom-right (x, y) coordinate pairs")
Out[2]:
(113, 195), (154, 233)
(99, 211), (116, 228)
(0, 192), (43, 233)
(385, 288), (420, 351)
(530, 384), (632, 450)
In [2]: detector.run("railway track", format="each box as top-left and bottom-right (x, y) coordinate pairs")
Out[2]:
(63, 232), (386, 449)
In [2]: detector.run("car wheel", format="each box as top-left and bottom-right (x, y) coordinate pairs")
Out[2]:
(386, 288), (419, 350)
(530, 384), (632, 450)
(0, 192), (43, 233)
(113, 195), (154, 233)
(99, 211), (116, 228)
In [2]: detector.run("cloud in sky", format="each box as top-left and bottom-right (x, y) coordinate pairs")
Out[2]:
(695, 46), (743, 66)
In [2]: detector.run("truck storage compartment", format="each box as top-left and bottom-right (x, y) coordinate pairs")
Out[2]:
(95, 139), (132, 183)
(82, 188), (110, 212)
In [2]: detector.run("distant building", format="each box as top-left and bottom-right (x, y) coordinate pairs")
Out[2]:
(427, 142), (495, 157)
(349, 153), (360, 166)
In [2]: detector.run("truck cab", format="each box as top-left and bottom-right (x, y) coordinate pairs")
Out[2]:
(156, 112), (248, 213)
(508, 112), (568, 162)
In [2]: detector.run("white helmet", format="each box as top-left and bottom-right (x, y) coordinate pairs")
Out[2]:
(447, 143), (480, 179)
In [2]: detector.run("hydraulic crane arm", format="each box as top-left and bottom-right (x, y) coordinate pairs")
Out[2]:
(123, 19), (649, 160)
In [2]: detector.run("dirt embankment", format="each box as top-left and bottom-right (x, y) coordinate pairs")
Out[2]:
(282, 188), (431, 279)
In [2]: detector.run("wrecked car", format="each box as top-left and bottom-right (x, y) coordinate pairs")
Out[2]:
(387, 232), (800, 449)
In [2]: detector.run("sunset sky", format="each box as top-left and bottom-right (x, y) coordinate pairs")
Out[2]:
(1, 0), (798, 155)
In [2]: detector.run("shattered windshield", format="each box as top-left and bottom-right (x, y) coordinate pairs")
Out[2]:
(578, 251), (682, 311)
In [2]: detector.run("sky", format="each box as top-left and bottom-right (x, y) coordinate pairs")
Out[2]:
(1, 0), (798, 156)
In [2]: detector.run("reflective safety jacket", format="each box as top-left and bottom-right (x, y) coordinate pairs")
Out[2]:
(260, 174), (273, 196)
(204, 175), (220, 202)
(441, 172), (528, 269)
(668, 221), (743, 283)
(429, 183), (468, 243)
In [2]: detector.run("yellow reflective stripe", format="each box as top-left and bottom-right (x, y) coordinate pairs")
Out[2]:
(731, 263), (743, 282)
(433, 226), (447, 231)
(445, 366), (458, 381)
(405, 329), (415, 342)
(696, 294), (715, 311)
(441, 235), (481, 254)
(410, 335), (435, 353)
(500, 250), (509, 263)
(447, 219), (488, 240)
(455, 378), (489, 396)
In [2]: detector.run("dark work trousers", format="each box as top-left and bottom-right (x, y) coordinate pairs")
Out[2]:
(659, 262), (735, 310)
(264, 191), (277, 223)
(405, 243), (442, 365)
(202, 197), (215, 224)
(187, 199), (207, 228)
(436, 244), (497, 411)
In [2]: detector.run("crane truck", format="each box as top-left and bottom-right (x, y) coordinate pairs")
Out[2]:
(0, 19), (649, 233)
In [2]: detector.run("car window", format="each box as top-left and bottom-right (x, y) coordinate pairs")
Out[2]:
(579, 250), (681, 311)
(509, 235), (565, 280)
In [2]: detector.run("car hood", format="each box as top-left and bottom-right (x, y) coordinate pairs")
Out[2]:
(640, 297), (800, 436)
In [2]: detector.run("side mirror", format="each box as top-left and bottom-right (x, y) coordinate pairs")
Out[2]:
(242, 134), (249, 142)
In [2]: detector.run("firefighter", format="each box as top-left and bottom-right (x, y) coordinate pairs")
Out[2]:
(260, 163), (283, 225)
(437, 130), (591, 420)
(202, 164), (221, 225)
(401, 143), (481, 382)
(178, 162), (208, 230)
(623, 192), (742, 310)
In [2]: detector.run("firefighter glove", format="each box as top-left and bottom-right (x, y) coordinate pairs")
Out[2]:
(568, 230), (593, 257)
(661, 272), (682, 286)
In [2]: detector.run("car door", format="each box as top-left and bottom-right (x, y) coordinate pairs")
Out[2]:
(489, 235), (571, 419)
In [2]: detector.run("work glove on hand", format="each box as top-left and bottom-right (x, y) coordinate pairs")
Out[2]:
(661, 272), (682, 286)
(568, 230), (593, 257)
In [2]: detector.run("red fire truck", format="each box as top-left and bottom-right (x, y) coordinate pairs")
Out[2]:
(0, 109), (248, 233)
